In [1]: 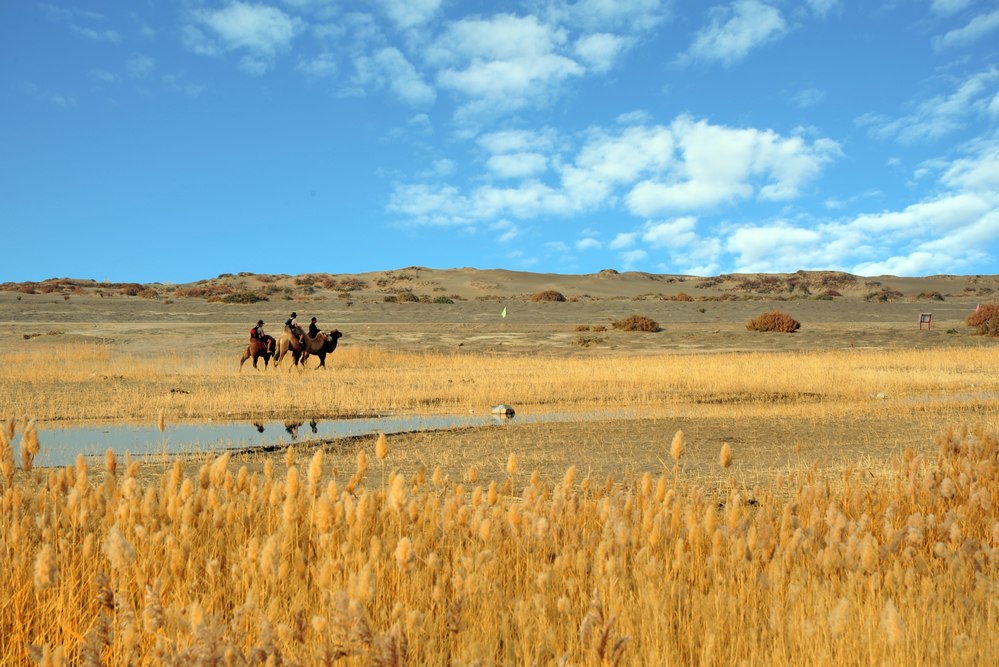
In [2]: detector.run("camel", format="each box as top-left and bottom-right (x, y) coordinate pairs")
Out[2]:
(239, 335), (276, 370)
(300, 329), (342, 369)
(274, 327), (343, 369)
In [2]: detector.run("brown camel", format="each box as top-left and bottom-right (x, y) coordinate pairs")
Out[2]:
(239, 335), (276, 370)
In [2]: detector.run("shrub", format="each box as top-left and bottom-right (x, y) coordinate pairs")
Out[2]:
(612, 314), (660, 332)
(746, 310), (800, 333)
(864, 288), (903, 303)
(394, 291), (420, 303)
(529, 290), (566, 302)
(966, 303), (999, 336)
(432, 296), (454, 304)
(917, 291), (945, 301)
(221, 292), (268, 304)
(671, 292), (694, 302)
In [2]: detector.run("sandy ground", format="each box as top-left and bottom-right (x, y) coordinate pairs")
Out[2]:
(2, 267), (997, 356)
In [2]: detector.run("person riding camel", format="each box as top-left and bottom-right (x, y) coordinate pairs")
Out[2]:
(250, 320), (265, 341)
(308, 316), (320, 339)
(285, 312), (303, 344)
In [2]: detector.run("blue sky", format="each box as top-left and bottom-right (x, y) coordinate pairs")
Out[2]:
(3, 1), (998, 283)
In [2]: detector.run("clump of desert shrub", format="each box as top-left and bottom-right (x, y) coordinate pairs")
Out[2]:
(916, 291), (945, 301)
(174, 285), (233, 299)
(220, 292), (268, 304)
(864, 288), (904, 303)
(574, 333), (605, 347)
(592, 325), (607, 332)
(431, 295), (454, 304)
(529, 289), (566, 302)
(671, 292), (694, 302)
(746, 310), (800, 333)
(576, 325), (591, 331)
(612, 314), (660, 332)
(389, 291), (419, 303)
(966, 302), (999, 336)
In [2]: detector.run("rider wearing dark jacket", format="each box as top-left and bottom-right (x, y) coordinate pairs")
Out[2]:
(308, 317), (320, 338)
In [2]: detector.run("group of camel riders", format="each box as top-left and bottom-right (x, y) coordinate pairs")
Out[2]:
(250, 312), (320, 345)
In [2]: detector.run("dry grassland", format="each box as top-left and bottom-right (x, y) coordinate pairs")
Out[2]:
(1, 343), (998, 664)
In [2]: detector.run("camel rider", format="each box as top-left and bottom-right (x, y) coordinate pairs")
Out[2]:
(250, 320), (265, 341)
(286, 312), (303, 344)
(308, 317), (320, 338)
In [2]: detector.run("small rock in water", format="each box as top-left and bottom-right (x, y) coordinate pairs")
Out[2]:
(491, 404), (515, 416)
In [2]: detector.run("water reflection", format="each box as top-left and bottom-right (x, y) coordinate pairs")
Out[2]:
(14, 411), (630, 468)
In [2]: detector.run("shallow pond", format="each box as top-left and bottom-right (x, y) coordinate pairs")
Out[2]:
(14, 411), (631, 468)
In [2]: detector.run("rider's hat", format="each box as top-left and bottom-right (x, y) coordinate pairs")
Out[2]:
(311, 317), (317, 322)
(291, 312), (297, 317)
(257, 320), (264, 326)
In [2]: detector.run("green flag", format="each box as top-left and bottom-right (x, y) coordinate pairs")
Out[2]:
(501, 307), (507, 318)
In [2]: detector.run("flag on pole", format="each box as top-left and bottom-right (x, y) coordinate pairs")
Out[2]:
(501, 307), (507, 318)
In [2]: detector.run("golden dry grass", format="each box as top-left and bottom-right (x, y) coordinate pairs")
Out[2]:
(2, 344), (998, 424)
(1, 425), (995, 664)
(1, 344), (998, 664)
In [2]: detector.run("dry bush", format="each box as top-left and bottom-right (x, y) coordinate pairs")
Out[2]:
(966, 302), (999, 336)
(746, 310), (800, 333)
(611, 314), (660, 332)
(671, 292), (694, 302)
(529, 290), (566, 302)
(865, 288), (904, 303)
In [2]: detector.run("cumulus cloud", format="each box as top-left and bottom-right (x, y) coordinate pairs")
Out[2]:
(186, 2), (304, 72)
(681, 0), (786, 66)
(625, 116), (840, 216)
(354, 47), (436, 104)
(430, 14), (585, 119)
(376, 0), (442, 30)
(574, 33), (630, 73)
(390, 115), (839, 229)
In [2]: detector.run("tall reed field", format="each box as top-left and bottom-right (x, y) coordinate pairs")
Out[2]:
(0, 422), (995, 664)
(2, 344), (998, 424)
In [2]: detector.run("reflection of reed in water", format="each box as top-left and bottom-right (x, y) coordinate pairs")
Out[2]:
(251, 421), (265, 433)
(309, 419), (318, 434)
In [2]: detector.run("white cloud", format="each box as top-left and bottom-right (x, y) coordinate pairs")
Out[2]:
(355, 47), (436, 105)
(574, 33), (630, 73)
(619, 249), (648, 268)
(609, 232), (637, 249)
(725, 223), (823, 271)
(187, 2), (304, 72)
(430, 14), (584, 119)
(576, 237), (601, 250)
(682, 0), (786, 66)
(376, 0), (441, 29)
(805, 0), (840, 18)
(478, 129), (556, 154)
(934, 9), (999, 50)
(491, 220), (520, 243)
(69, 25), (122, 43)
(543, 0), (671, 32)
(297, 52), (338, 78)
(487, 153), (549, 179)
(930, 0), (973, 16)
(641, 217), (698, 248)
(790, 87), (825, 108)
(857, 68), (999, 143)
(625, 116), (840, 215)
